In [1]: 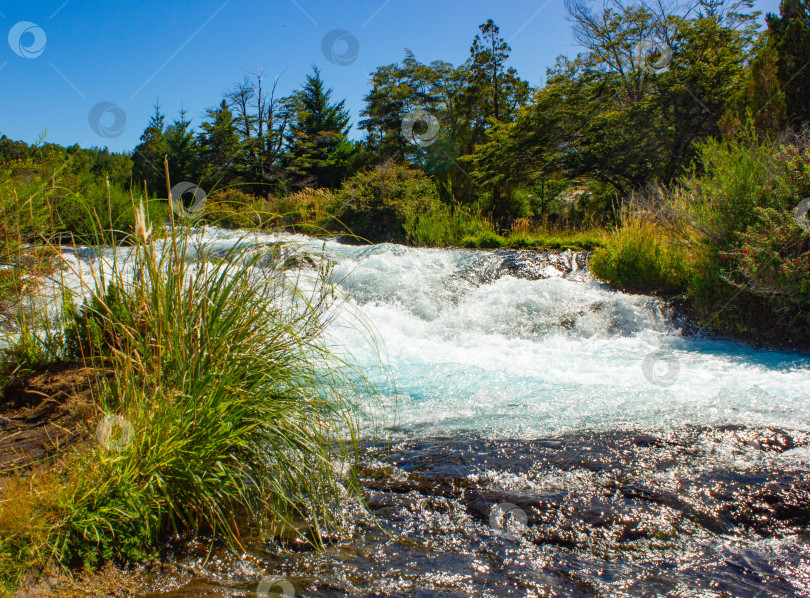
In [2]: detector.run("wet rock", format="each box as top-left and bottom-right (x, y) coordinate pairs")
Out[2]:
(620, 483), (731, 534)
(91, 426), (810, 598)
(720, 478), (810, 536)
(632, 433), (661, 448)
(494, 249), (590, 282)
(761, 428), (795, 452)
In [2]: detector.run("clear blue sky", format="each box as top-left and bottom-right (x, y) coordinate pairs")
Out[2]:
(0, 0), (783, 153)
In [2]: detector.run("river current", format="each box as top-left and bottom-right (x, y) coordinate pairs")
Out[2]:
(39, 229), (810, 596)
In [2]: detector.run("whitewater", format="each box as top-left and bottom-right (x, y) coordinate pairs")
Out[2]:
(33, 227), (809, 442)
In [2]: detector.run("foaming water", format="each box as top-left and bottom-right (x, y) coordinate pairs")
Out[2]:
(22, 228), (810, 439)
(290, 233), (808, 439)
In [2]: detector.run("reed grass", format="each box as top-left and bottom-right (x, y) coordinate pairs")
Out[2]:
(0, 178), (366, 592)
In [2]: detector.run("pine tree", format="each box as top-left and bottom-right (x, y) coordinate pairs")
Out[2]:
(767, 0), (810, 125)
(132, 102), (169, 196)
(198, 100), (240, 184)
(283, 67), (354, 188)
(164, 108), (201, 186)
(469, 19), (511, 122)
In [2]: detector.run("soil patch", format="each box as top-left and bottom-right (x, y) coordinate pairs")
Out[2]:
(0, 362), (108, 478)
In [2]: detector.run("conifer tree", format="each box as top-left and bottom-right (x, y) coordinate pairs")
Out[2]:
(283, 67), (354, 189)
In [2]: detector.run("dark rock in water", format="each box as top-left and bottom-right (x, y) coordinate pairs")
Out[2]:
(761, 428), (795, 452)
(632, 433), (661, 447)
(494, 248), (590, 282)
(460, 248), (591, 285)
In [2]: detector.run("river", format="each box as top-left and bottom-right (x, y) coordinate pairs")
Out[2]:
(53, 229), (810, 596)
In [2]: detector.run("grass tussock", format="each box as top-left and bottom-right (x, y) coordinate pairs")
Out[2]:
(0, 197), (365, 593)
(590, 218), (690, 294)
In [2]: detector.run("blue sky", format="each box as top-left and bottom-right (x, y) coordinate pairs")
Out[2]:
(0, 0), (783, 153)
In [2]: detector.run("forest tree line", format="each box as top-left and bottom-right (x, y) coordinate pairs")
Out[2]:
(1, 0), (808, 234)
(121, 0), (810, 228)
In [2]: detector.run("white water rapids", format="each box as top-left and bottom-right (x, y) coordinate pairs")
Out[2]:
(16, 228), (810, 442)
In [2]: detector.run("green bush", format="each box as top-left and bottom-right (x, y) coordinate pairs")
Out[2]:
(590, 220), (690, 293)
(333, 163), (447, 244)
(593, 127), (810, 343)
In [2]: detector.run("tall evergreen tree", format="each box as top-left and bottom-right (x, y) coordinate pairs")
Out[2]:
(283, 67), (354, 188)
(767, 0), (810, 125)
(198, 100), (240, 185)
(164, 108), (201, 186)
(132, 103), (169, 196)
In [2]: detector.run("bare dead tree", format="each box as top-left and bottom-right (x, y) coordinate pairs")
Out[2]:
(227, 79), (255, 140)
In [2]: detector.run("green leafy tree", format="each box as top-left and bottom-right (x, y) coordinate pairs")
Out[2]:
(720, 44), (787, 137)
(360, 23), (528, 212)
(472, 1), (758, 218)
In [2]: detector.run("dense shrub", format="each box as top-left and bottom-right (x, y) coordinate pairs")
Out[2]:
(332, 163), (445, 244)
(333, 164), (498, 245)
(593, 127), (810, 344)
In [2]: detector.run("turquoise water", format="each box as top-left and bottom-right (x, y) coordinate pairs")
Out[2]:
(318, 239), (809, 439)
(45, 228), (810, 440)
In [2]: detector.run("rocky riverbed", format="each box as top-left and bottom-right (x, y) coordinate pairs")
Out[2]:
(47, 425), (806, 598)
